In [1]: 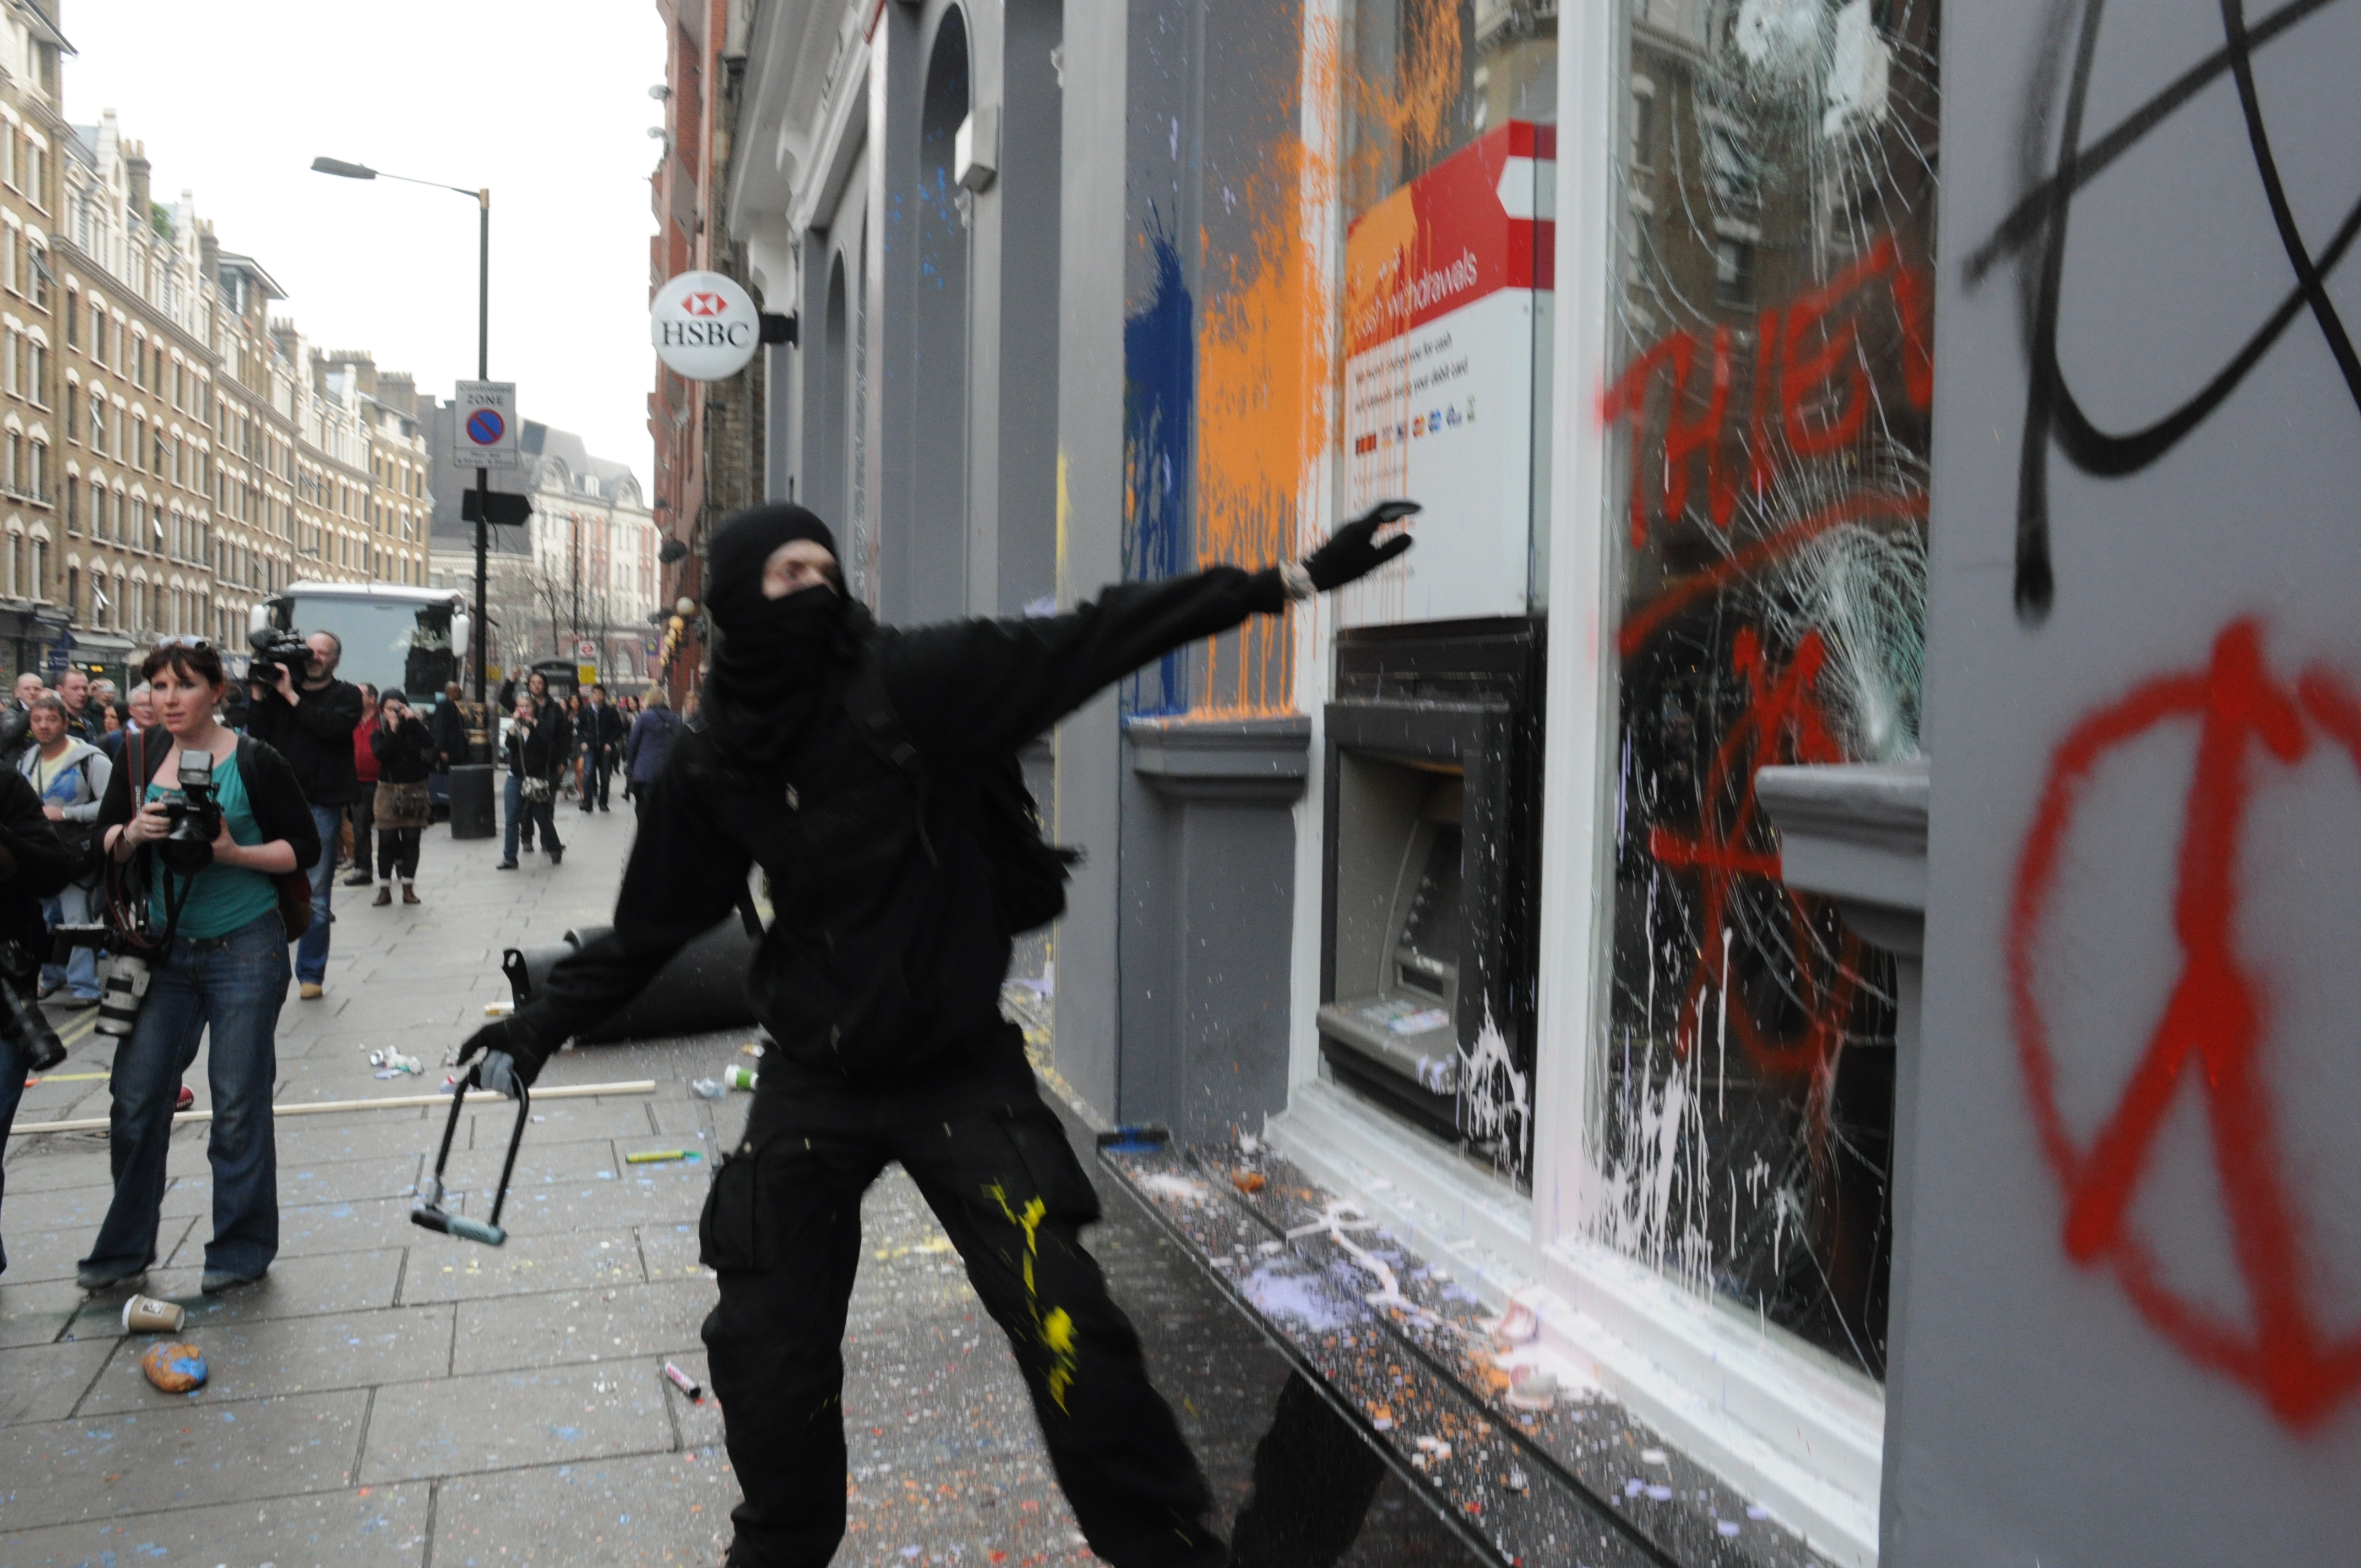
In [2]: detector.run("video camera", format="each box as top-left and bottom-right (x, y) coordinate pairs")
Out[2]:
(158, 749), (221, 875)
(247, 626), (313, 684)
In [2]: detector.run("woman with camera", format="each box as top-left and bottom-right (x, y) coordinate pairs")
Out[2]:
(368, 689), (436, 905)
(76, 639), (321, 1296)
(497, 670), (570, 869)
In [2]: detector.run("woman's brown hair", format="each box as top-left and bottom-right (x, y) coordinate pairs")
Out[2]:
(140, 639), (226, 691)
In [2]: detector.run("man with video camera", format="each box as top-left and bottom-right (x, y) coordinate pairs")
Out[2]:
(243, 630), (362, 1001)
(455, 498), (1418, 1568)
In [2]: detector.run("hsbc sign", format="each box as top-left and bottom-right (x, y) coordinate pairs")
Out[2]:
(650, 269), (760, 380)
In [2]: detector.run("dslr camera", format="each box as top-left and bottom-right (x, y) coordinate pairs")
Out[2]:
(159, 749), (222, 875)
(247, 626), (313, 683)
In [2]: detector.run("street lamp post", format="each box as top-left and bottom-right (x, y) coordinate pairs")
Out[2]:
(309, 157), (493, 710)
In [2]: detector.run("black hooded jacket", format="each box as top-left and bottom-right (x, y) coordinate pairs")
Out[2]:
(500, 565), (1288, 1084)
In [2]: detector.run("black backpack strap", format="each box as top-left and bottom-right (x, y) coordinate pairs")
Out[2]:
(840, 639), (936, 865)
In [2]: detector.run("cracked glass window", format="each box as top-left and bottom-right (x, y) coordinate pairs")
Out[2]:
(1595, 0), (1938, 1377)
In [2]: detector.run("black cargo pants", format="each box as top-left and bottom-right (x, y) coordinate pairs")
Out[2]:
(698, 1048), (1223, 1568)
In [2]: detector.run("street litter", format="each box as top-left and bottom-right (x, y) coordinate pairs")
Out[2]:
(665, 1361), (704, 1400)
(626, 1148), (701, 1164)
(1505, 1365), (1558, 1412)
(121, 1294), (187, 1333)
(140, 1341), (208, 1393)
(368, 1049), (423, 1075)
(689, 1077), (727, 1100)
(724, 1064), (757, 1091)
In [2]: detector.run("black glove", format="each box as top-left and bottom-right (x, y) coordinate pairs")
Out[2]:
(456, 1016), (541, 1092)
(1302, 499), (1420, 590)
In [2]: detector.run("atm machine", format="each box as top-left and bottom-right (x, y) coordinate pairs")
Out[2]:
(1316, 619), (1543, 1169)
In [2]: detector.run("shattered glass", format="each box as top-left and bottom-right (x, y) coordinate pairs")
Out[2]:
(1594, 0), (1938, 1377)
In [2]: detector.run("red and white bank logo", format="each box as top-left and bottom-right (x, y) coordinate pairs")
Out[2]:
(651, 270), (758, 380)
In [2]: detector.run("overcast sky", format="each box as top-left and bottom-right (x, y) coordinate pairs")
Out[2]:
(62, 0), (666, 484)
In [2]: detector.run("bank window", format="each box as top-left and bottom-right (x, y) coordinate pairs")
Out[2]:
(1594, 0), (1939, 1379)
(1313, 0), (1558, 1183)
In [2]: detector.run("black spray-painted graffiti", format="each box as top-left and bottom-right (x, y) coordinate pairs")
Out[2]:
(1968, 0), (2361, 622)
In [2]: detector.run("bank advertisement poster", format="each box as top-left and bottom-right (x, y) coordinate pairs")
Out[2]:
(1336, 120), (1554, 629)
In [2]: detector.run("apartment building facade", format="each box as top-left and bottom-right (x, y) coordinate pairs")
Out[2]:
(0, 0), (68, 677)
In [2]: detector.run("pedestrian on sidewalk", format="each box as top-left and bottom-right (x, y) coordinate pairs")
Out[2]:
(344, 683), (380, 888)
(78, 639), (319, 1295)
(621, 685), (681, 821)
(368, 689), (434, 906)
(56, 668), (97, 745)
(504, 670), (561, 856)
(497, 686), (568, 869)
(578, 682), (623, 813)
(1, 671), (42, 771)
(18, 694), (109, 1005)
(101, 683), (153, 766)
(458, 499), (1417, 1568)
(0, 763), (75, 1279)
(430, 680), (471, 776)
(244, 630), (362, 1001)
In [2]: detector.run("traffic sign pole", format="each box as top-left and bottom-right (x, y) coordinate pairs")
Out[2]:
(474, 188), (491, 717)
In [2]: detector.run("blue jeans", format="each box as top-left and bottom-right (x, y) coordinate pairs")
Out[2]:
(41, 879), (100, 999)
(82, 911), (290, 1280)
(502, 775), (562, 861)
(0, 1033), (25, 1275)
(294, 803), (340, 984)
(581, 745), (612, 808)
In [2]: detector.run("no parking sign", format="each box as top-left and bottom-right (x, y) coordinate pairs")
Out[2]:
(453, 381), (520, 470)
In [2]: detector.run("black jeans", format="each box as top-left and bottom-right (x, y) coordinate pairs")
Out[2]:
(376, 826), (421, 881)
(699, 1048), (1222, 1568)
(346, 790), (374, 876)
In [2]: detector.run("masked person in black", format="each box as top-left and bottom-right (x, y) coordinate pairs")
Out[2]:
(455, 498), (1417, 1568)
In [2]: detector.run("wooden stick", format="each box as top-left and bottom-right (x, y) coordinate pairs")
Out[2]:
(7, 1079), (660, 1137)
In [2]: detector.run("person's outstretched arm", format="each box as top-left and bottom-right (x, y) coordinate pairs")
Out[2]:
(893, 502), (1417, 759)
(455, 762), (751, 1091)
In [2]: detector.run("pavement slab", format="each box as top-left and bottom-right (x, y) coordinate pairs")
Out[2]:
(400, 1227), (648, 1304)
(359, 1359), (676, 1483)
(451, 1277), (712, 1376)
(0, 1482), (432, 1567)
(0, 1338), (113, 1427)
(0, 1387), (371, 1531)
(425, 1452), (735, 1566)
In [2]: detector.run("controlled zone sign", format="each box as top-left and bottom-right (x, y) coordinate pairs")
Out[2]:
(454, 380), (520, 471)
(651, 270), (759, 380)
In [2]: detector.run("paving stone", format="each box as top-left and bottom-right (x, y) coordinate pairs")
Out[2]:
(494, 1168), (710, 1237)
(635, 1220), (714, 1286)
(66, 1244), (409, 1336)
(451, 1278), (712, 1376)
(400, 1228), (646, 1304)
(0, 1387), (370, 1530)
(360, 1359), (674, 1483)
(417, 1450), (737, 1566)
(0, 1337), (113, 1426)
(0, 1481), (431, 1566)
(79, 1305), (456, 1413)
(0, 1145), (116, 1196)
(439, 1134), (620, 1197)
(166, 1194), (427, 1268)
(5, 1210), (194, 1284)
(0, 1277), (89, 1350)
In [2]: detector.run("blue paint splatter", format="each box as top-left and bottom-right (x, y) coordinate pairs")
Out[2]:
(1123, 205), (1193, 718)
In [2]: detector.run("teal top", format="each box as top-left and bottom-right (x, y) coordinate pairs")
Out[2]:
(147, 748), (280, 940)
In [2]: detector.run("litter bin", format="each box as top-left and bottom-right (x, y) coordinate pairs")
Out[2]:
(448, 763), (497, 841)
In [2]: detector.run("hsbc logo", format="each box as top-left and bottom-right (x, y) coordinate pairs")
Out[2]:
(651, 269), (760, 381)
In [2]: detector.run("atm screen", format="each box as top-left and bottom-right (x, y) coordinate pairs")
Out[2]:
(1319, 771), (1466, 1101)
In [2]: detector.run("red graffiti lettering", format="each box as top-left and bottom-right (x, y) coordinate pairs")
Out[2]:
(2010, 619), (2361, 1430)
(1649, 628), (1863, 1080)
(1600, 233), (1933, 548)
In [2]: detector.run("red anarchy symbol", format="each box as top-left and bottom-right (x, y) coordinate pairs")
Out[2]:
(1650, 627), (1864, 1077)
(2011, 618), (2361, 1430)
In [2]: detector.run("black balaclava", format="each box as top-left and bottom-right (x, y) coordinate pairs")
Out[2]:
(702, 503), (852, 769)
